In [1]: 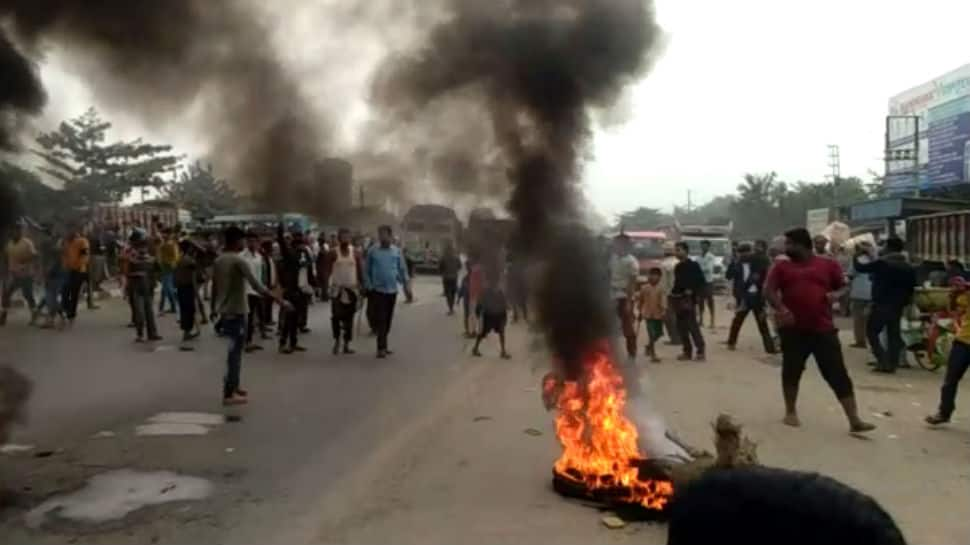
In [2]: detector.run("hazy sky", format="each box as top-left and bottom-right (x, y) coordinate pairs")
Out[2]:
(35, 0), (970, 219)
(587, 0), (970, 218)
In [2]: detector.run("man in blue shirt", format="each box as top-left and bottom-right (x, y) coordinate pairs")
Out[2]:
(365, 225), (411, 358)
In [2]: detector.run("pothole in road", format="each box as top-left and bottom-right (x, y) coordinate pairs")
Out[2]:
(25, 469), (213, 528)
(135, 412), (225, 436)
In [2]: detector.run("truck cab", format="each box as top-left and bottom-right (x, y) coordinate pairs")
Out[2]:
(622, 231), (668, 284)
(676, 222), (733, 289)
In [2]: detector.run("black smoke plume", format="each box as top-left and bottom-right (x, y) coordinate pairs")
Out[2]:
(0, 30), (45, 151)
(0, 1), (329, 213)
(373, 0), (661, 376)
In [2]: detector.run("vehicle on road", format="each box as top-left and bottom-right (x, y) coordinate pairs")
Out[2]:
(666, 222), (733, 289)
(205, 213), (317, 236)
(612, 230), (667, 285)
(402, 205), (463, 273)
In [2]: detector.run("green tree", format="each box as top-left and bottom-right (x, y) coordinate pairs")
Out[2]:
(732, 172), (786, 238)
(0, 161), (67, 225)
(674, 195), (736, 225)
(163, 161), (238, 219)
(34, 108), (179, 206)
(614, 206), (673, 231)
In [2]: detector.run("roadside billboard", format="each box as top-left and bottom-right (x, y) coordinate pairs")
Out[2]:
(886, 63), (970, 194)
(806, 207), (832, 235)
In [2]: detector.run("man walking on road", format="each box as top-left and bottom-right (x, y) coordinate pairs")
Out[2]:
(156, 228), (180, 315)
(853, 237), (917, 374)
(439, 243), (462, 316)
(609, 234), (640, 362)
(365, 225), (411, 359)
(242, 232), (266, 353)
(277, 224), (316, 354)
(765, 227), (875, 433)
(725, 242), (775, 354)
(175, 239), (200, 348)
(926, 277), (970, 426)
(126, 230), (161, 343)
(660, 243), (681, 345)
(60, 226), (90, 324)
(329, 228), (363, 355)
(213, 227), (291, 406)
(1, 220), (38, 326)
(672, 241), (706, 361)
(848, 241), (873, 349)
(695, 239), (717, 329)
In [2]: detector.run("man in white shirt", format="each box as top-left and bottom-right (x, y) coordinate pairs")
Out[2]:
(660, 243), (681, 345)
(695, 240), (717, 329)
(241, 231), (266, 352)
(610, 234), (640, 362)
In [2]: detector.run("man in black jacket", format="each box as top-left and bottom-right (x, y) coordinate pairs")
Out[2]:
(672, 241), (707, 361)
(853, 237), (917, 373)
(726, 242), (776, 353)
(277, 223), (316, 354)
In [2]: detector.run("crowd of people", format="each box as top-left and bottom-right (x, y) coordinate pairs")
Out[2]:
(608, 225), (970, 434)
(1, 217), (430, 404)
(1, 213), (537, 406)
(6, 213), (970, 429)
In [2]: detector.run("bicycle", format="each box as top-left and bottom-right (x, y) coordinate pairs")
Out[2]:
(907, 310), (958, 372)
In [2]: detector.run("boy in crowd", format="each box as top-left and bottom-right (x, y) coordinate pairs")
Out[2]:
(639, 267), (665, 363)
(471, 268), (511, 359)
(175, 239), (200, 349)
(126, 230), (161, 343)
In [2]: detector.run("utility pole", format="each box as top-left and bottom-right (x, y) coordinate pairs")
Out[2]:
(686, 190), (693, 214)
(827, 144), (841, 208)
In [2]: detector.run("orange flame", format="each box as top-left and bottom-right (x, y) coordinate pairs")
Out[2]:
(552, 346), (673, 510)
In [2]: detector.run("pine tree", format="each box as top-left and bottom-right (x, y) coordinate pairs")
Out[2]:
(34, 107), (179, 205)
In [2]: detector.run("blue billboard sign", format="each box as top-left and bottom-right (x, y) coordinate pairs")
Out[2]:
(887, 64), (970, 194)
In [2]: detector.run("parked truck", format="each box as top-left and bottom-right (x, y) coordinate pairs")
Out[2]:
(906, 210), (970, 267)
(662, 221), (733, 289)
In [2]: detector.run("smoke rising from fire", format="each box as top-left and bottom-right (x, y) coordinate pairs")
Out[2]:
(373, 0), (661, 375)
(0, 31), (45, 151)
(0, 1), (334, 212)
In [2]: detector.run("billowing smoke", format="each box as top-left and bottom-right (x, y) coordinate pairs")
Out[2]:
(0, 1), (330, 213)
(0, 30), (45, 151)
(374, 0), (661, 375)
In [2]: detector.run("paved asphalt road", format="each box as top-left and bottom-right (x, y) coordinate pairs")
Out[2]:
(0, 277), (519, 544)
(2, 278), (970, 544)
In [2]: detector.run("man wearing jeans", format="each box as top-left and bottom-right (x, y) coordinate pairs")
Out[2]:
(156, 228), (180, 315)
(672, 241), (706, 361)
(212, 227), (290, 406)
(364, 225), (411, 359)
(765, 227), (875, 433)
(852, 237), (917, 374)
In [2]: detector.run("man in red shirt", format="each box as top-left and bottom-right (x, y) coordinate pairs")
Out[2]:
(765, 228), (875, 433)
